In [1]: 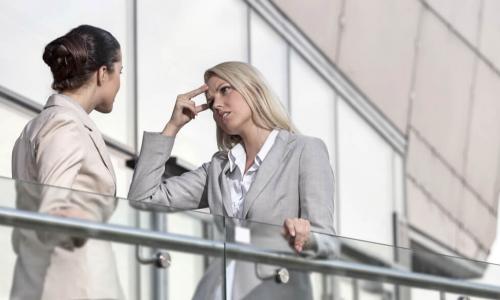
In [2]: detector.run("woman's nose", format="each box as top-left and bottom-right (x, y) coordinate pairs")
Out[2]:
(213, 98), (223, 111)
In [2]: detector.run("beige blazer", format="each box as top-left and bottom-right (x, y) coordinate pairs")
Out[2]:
(129, 130), (338, 300)
(10, 94), (123, 300)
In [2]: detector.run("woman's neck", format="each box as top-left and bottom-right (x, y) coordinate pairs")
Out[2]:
(62, 87), (96, 114)
(240, 126), (272, 170)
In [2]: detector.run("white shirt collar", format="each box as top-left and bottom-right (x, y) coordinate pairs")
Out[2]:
(228, 129), (279, 174)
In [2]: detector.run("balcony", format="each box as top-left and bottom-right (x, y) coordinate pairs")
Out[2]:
(0, 176), (498, 299)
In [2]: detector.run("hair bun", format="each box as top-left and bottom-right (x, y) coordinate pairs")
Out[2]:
(50, 44), (70, 69)
(43, 25), (120, 92)
(43, 35), (88, 90)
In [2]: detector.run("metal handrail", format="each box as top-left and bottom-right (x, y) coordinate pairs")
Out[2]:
(0, 206), (499, 298)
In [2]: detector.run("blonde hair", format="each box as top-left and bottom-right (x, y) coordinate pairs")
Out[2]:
(204, 61), (296, 152)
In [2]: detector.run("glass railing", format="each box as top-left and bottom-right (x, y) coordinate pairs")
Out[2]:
(0, 176), (499, 300)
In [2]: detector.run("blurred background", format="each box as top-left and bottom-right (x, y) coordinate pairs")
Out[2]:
(0, 0), (499, 299)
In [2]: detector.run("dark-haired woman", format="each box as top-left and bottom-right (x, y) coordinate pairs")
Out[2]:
(10, 25), (124, 300)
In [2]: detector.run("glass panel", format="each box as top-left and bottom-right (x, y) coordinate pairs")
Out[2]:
(224, 219), (320, 299)
(444, 292), (494, 300)
(0, 177), (225, 300)
(0, 98), (34, 177)
(0, 0), (133, 146)
(136, 0), (247, 167)
(289, 50), (336, 164)
(337, 99), (395, 253)
(106, 150), (135, 299)
(410, 288), (442, 299)
(0, 177), (500, 298)
(225, 216), (500, 300)
(393, 153), (405, 217)
(108, 148), (134, 199)
(249, 10), (289, 109)
(114, 200), (226, 300)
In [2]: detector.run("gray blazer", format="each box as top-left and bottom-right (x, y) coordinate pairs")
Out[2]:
(11, 94), (123, 300)
(128, 130), (337, 299)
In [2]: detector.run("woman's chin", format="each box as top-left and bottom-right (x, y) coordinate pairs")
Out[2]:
(220, 124), (239, 136)
(95, 104), (113, 114)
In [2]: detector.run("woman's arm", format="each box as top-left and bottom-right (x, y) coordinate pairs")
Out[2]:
(35, 113), (94, 249)
(283, 136), (339, 258)
(128, 84), (210, 211)
(127, 132), (210, 211)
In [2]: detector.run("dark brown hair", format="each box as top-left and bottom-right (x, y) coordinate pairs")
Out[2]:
(42, 25), (121, 92)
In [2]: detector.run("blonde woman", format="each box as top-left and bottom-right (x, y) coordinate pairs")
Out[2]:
(128, 61), (336, 299)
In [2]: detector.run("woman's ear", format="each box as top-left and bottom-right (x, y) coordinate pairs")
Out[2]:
(97, 66), (108, 86)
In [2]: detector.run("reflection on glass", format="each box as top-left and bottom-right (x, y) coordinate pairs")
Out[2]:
(223, 215), (499, 300)
(10, 178), (125, 299)
(132, 201), (226, 300)
(224, 217), (339, 299)
(0, 178), (228, 300)
(0, 177), (499, 299)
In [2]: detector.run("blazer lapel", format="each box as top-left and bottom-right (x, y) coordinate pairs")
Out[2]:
(242, 130), (292, 218)
(85, 126), (117, 186)
(219, 159), (234, 217)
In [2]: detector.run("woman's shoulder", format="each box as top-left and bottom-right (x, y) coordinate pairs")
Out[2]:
(210, 150), (228, 162)
(286, 131), (326, 149)
(26, 108), (85, 144)
(41, 107), (83, 130)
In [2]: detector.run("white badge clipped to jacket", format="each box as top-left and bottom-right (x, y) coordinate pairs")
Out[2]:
(234, 225), (251, 244)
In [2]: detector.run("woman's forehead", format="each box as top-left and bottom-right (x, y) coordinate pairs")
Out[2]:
(207, 75), (227, 87)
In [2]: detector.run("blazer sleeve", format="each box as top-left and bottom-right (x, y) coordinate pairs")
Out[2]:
(298, 137), (340, 259)
(127, 132), (209, 211)
(34, 113), (92, 249)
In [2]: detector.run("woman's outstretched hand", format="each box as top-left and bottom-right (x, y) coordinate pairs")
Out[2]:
(282, 218), (311, 253)
(162, 84), (209, 136)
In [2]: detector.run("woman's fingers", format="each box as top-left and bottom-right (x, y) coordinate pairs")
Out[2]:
(282, 218), (311, 253)
(164, 84), (209, 135)
(176, 87), (210, 118)
(283, 218), (296, 237)
(196, 103), (209, 113)
(184, 84), (209, 99)
(294, 220), (310, 252)
(179, 101), (197, 119)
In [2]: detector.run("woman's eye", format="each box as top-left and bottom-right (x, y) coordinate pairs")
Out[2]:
(220, 86), (231, 95)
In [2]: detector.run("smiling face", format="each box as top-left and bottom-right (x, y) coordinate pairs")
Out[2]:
(205, 75), (255, 136)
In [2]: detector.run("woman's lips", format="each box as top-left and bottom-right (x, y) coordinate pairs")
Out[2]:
(217, 111), (230, 123)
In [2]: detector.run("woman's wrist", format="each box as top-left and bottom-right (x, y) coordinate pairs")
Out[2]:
(162, 121), (180, 137)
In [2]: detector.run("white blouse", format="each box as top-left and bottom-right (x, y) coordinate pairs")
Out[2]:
(218, 129), (279, 300)
(226, 129), (279, 219)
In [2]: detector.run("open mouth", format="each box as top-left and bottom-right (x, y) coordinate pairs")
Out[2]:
(222, 112), (230, 120)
